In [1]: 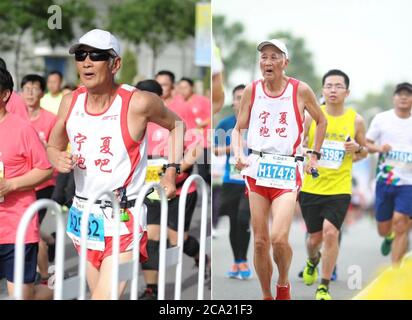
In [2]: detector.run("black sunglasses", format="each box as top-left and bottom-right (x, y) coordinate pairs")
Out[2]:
(74, 50), (114, 62)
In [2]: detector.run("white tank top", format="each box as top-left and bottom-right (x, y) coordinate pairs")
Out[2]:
(247, 78), (303, 155)
(66, 84), (147, 200)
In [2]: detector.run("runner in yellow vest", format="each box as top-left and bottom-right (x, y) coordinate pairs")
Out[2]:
(299, 70), (368, 300)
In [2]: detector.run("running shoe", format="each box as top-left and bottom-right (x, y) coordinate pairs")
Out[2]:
(237, 262), (252, 280)
(226, 263), (239, 278)
(303, 259), (319, 286)
(315, 284), (332, 300)
(275, 283), (291, 300)
(381, 233), (395, 256)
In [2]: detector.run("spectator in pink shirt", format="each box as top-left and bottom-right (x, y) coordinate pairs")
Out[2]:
(177, 77), (211, 185)
(0, 57), (29, 120)
(0, 67), (53, 299)
(21, 74), (58, 286)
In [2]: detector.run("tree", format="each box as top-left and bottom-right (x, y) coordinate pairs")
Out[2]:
(0, 0), (95, 84)
(268, 31), (321, 94)
(352, 83), (395, 124)
(118, 47), (138, 85)
(213, 15), (256, 86)
(108, 0), (196, 75)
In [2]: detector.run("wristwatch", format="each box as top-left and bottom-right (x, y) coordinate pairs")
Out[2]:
(307, 150), (322, 160)
(165, 163), (181, 174)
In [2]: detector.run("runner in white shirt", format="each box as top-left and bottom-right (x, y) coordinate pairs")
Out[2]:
(366, 82), (412, 264)
(231, 39), (327, 300)
(47, 29), (184, 299)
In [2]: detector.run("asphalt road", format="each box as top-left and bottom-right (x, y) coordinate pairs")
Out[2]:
(212, 213), (397, 300)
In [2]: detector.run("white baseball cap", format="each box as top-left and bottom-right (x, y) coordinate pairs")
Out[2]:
(257, 39), (288, 59)
(69, 29), (121, 56)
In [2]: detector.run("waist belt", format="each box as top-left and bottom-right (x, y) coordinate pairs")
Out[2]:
(74, 195), (137, 208)
(251, 149), (304, 162)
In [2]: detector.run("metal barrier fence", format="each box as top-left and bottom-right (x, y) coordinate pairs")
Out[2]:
(13, 199), (65, 300)
(12, 175), (209, 300)
(175, 174), (209, 300)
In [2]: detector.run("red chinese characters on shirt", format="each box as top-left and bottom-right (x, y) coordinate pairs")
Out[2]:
(99, 136), (113, 156)
(275, 112), (288, 138)
(259, 111), (270, 124)
(279, 112), (288, 125)
(259, 111), (271, 137)
(275, 127), (287, 138)
(257, 110), (289, 138)
(95, 136), (113, 173)
(77, 154), (87, 170)
(260, 126), (270, 137)
(74, 133), (87, 151)
(74, 133), (88, 170)
(72, 134), (114, 172)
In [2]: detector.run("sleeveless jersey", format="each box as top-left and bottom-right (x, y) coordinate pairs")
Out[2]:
(243, 78), (304, 181)
(247, 78), (303, 155)
(66, 84), (147, 200)
(302, 105), (356, 195)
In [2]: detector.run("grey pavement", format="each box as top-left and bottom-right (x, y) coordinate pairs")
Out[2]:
(212, 214), (394, 300)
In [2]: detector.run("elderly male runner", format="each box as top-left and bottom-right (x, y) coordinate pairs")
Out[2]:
(232, 39), (327, 300)
(47, 29), (184, 299)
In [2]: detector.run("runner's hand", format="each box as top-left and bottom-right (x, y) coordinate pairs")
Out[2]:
(344, 140), (360, 154)
(160, 172), (177, 200)
(235, 155), (248, 171)
(56, 152), (78, 173)
(304, 155), (318, 175)
(379, 144), (392, 153)
(0, 178), (14, 197)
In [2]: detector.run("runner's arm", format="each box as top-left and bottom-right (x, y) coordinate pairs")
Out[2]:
(365, 139), (391, 154)
(365, 115), (391, 154)
(137, 91), (185, 198)
(0, 168), (53, 195)
(302, 112), (313, 155)
(213, 145), (231, 156)
(231, 84), (252, 167)
(212, 72), (225, 115)
(299, 82), (327, 154)
(47, 93), (75, 173)
(299, 82), (327, 173)
(351, 113), (368, 161)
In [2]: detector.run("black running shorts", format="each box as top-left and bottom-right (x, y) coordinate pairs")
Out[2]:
(299, 192), (351, 233)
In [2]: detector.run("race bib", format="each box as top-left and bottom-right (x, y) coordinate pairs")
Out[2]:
(318, 140), (345, 169)
(145, 158), (167, 183)
(228, 156), (244, 182)
(385, 145), (412, 169)
(66, 206), (105, 251)
(255, 154), (297, 189)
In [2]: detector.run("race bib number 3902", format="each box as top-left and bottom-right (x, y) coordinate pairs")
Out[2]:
(66, 206), (105, 251)
(255, 154), (296, 189)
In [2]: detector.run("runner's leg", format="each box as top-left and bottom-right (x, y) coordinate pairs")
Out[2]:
(90, 251), (132, 300)
(270, 191), (296, 285)
(391, 211), (409, 263)
(321, 219), (339, 280)
(249, 191), (271, 297)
